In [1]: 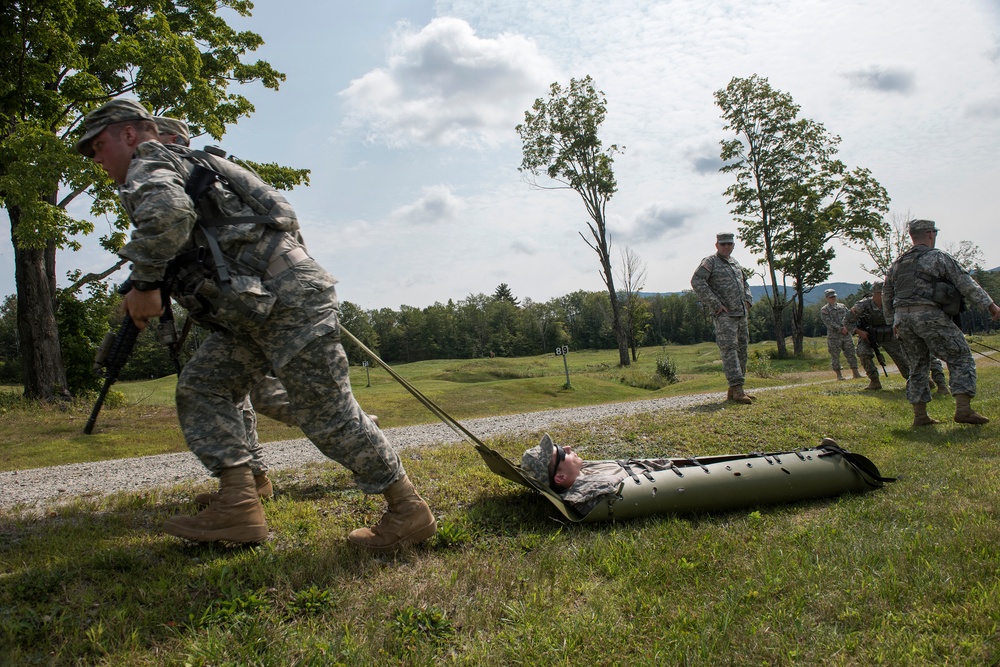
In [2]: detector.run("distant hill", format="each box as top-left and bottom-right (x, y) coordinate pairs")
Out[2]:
(641, 281), (864, 306)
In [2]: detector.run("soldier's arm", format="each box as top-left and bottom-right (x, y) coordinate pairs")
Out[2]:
(117, 143), (198, 283)
(938, 252), (997, 312)
(691, 261), (722, 313)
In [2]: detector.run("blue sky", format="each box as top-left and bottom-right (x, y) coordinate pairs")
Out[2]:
(2, 0), (998, 309)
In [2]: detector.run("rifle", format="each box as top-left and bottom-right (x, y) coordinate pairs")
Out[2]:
(84, 268), (183, 435)
(867, 326), (889, 377)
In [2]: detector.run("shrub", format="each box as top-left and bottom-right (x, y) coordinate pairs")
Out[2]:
(747, 350), (778, 378)
(655, 350), (679, 384)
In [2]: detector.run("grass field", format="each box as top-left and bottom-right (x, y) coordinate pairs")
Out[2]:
(1, 336), (998, 665)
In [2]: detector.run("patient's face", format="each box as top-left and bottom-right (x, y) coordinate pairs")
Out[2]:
(552, 445), (584, 490)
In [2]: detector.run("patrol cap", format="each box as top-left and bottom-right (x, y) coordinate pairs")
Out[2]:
(907, 219), (937, 234)
(872, 281), (884, 292)
(521, 433), (558, 488)
(824, 288), (837, 298)
(76, 98), (155, 157)
(716, 232), (735, 243)
(154, 116), (190, 146)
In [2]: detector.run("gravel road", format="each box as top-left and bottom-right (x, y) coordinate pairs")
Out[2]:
(0, 385), (810, 510)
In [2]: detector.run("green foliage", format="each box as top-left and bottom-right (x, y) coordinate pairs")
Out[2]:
(192, 588), (271, 628)
(392, 605), (456, 650)
(715, 74), (890, 356)
(55, 281), (118, 394)
(655, 349), (679, 384)
(746, 349), (778, 378)
(434, 520), (473, 548)
(517, 75), (631, 367)
(287, 585), (335, 618)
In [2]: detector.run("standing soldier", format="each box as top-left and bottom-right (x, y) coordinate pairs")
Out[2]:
(77, 98), (436, 550)
(820, 289), (862, 381)
(691, 232), (755, 404)
(883, 219), (1000, 426)
(845, 282), (910, 390)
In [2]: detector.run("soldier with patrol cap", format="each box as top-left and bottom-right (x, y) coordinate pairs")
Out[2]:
(883, 219), (1000, 426)
(691, 232), (755, 404)
(820, 288), (862, 381)
(77, 97), (437, 550)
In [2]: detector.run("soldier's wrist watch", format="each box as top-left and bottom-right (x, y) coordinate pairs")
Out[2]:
(131, 280), (162, 292)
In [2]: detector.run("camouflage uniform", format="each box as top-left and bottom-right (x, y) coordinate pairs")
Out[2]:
(117, 140), (403, 494)
(237, 374), (297, 476)
(883, 244), (994, 405)
(844, 296), (910, 380)
(691, 253), (753, 387)
(820, 300), (858, 372)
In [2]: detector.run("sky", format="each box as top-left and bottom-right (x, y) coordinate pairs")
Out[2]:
(2, 0), (999, 310)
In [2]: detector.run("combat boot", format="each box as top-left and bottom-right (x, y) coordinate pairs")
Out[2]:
(728, 385), (753, 405)
(954, 393), (989, 424)
(194, 472), (274, 508)
(835, 369), (845, 381)
(864, 377), (882, 391)
(348, 474), (437, 552)
(164, 466), (267, 543)
(911, 402), (940, 427)
(851, 367), (863, 379)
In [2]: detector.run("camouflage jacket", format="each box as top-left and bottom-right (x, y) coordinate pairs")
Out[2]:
(561, 458), (678, 516)
(883, 245), (995, 324)
(820, 302), (850, 335)
(844, 296), (888, 331)
(690, 253), (752, 316)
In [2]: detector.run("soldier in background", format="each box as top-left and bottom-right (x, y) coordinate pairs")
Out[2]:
(883, 219), (1000, 426)
(845, 282), (909, 390)
(820, 289), (862, 381)
(691, 232), (755, 404)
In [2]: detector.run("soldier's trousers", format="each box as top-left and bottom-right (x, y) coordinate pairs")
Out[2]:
(827, 334), (857, 371)
(237, 375), (296, 476)
(713, 314), (748, 386)
(176, 329), (402, 494)
(895, 310), (976, 404)
(857, 338), (910, 380)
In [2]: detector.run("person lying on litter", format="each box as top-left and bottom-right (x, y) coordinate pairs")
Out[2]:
(518, 433), (891, 522)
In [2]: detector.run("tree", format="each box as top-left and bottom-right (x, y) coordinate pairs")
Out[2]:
(1, 0), (290, 400)
(715, 74), (889, 356)
(492, 283), (519, 306)
(616, 246), (650, 361)
(517, 75), (630, 367)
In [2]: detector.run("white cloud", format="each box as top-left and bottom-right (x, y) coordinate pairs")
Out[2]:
(339, 17), (559, 148)
(388, 184), (464, 225)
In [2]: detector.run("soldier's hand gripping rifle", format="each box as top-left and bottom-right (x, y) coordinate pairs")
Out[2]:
(84, 269), (183, 435)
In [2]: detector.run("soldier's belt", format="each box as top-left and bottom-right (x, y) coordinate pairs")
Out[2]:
(895, 304), (939, 313)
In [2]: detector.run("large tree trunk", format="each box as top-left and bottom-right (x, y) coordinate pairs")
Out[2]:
(791, 293), (805, 356)
(9, 205), (70, 400)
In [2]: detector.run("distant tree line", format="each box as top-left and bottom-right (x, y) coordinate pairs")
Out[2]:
(3, 275), (994, 394)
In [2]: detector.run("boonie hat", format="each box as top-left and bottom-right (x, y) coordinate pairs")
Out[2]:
(154, 116), (190, 146)
(76, 98), (155, 157)
(907, 219), (937, 233)
(824, 288), (837, 298)
(716, 232), (735, 243)
(521, 434), (558, 488)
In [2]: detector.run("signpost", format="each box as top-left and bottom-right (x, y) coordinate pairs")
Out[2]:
(555, 345), (571, 388)
(362, 360), (371, 387)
